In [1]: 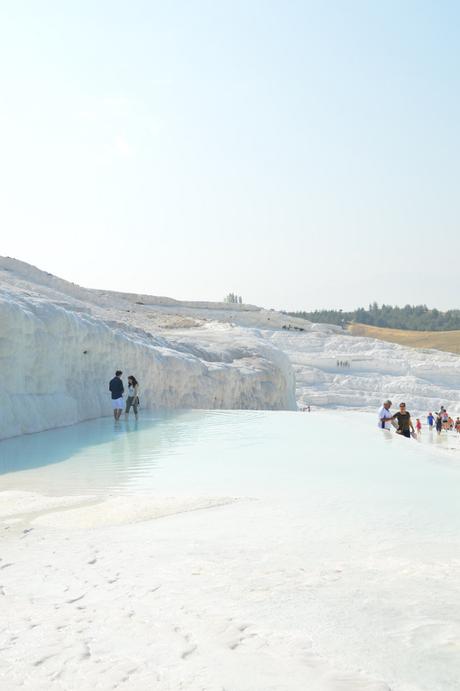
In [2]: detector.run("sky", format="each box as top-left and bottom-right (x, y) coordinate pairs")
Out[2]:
(1, 1), (459, 311)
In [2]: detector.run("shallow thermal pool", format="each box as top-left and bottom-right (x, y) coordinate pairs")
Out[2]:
(0, 409), (459, 507)
(1, 410), (460, 691)
(1, 409), (460, 541)
(0, 409), (455, 491)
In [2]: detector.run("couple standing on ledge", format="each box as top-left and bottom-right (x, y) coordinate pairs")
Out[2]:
(109, 370), (140, 421)
(378, 400), (415, 438)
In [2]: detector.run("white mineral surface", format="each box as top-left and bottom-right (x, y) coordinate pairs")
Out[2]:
(2, 259), (460, 691)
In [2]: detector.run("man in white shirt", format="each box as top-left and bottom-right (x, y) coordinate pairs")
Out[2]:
(377, 400), (393, 429)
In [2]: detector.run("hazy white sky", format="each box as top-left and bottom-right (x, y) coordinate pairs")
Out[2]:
(1, 1), (459, 311)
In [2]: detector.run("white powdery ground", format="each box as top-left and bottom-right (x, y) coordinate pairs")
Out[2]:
(2, 459), (460, 691)
(0, 491), (407, 691)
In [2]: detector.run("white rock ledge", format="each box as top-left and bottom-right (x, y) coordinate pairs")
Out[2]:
(0, 258), (296, 440)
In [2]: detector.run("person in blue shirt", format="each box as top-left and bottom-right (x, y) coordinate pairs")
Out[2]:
(427, 412), (435, 429)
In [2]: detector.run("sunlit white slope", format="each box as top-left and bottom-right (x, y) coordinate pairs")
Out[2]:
(268, 329), (460, 413)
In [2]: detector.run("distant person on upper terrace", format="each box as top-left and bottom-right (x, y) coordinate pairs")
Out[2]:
(377, 400), (393, 430)
(109, 370), (124, 421)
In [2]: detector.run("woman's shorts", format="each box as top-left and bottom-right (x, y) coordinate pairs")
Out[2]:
(125, 396), (138, 414)
(111, 397), (124, 410)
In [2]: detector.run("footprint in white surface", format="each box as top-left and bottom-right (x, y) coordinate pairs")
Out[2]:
(33, 654), (56, 667)
(219, 619), (260, 651)
(181, 645), (197, 659)
(120, 667), (139, 682)
(174, 625), (198, 660)
(82, 642), (92, 660)
(66, 593), (86, 604)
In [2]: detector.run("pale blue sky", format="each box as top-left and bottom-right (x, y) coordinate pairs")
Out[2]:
(1, 1), (459, 310)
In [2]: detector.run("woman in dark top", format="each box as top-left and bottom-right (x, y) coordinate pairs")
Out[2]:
(393, 402), (415, 438)
(435, 412), (443, 435)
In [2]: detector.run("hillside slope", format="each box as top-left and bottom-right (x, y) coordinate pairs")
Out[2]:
(349, 323), (460, 354)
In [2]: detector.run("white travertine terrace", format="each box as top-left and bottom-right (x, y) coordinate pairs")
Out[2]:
(3, 255), (460, 440)
(0, 257), (295, 439)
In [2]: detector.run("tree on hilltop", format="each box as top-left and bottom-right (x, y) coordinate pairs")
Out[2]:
(224, 293), (243, 304)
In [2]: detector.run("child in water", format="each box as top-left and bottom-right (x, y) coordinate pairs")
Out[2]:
(415, 418), (422, 434)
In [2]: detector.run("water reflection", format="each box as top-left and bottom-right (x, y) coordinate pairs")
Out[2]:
(0, 410), (269, 495)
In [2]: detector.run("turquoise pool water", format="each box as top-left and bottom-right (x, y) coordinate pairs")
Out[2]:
(1, 410), (459, 526)
(1, 410), (460, 691)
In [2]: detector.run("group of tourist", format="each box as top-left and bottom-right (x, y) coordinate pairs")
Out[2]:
(378, 400), (460, 438)
(108, 370), (140, 420)
(107, 371), (460, 436)
(427, 408), (460, 433)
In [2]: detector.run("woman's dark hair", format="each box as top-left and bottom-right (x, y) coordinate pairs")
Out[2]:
(128, 375), (138, 387)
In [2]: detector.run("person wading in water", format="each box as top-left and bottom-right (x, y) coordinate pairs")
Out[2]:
(125, 375), (140, 418)
(109, 370), (124, 421)
(377, 399), (393, 429)
(392, 402), (415, 439)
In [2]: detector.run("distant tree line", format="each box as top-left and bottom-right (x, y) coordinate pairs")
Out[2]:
(286, 303), (460, 331)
